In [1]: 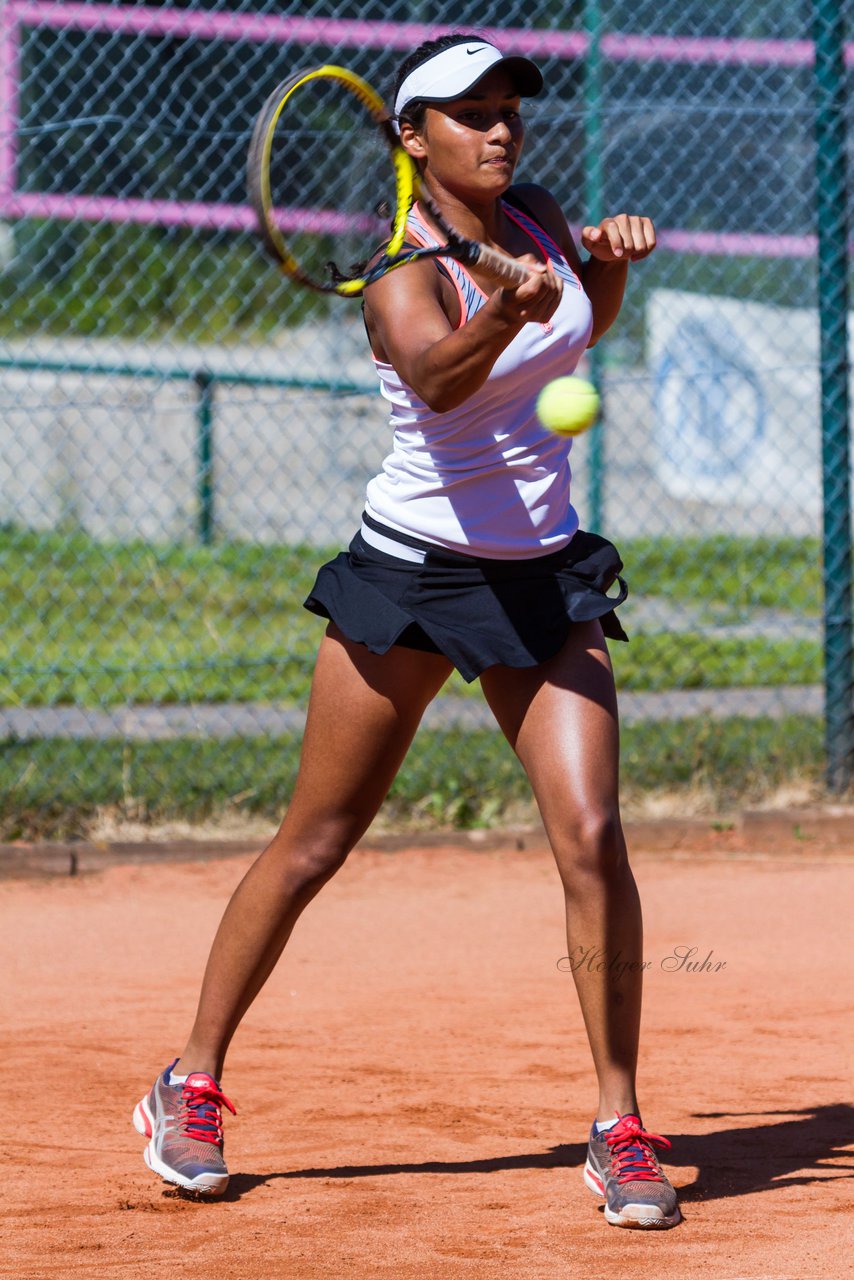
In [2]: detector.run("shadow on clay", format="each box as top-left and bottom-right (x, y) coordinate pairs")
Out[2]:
(213, 1102), (854, 1208)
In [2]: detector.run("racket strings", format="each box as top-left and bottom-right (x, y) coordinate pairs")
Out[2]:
(265, 76), (395, 291)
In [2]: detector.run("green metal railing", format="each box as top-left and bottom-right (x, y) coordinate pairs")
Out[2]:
(583, 0), (606, 536)
(813, 0), (853, 791)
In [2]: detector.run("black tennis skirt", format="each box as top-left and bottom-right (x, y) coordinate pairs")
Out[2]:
(304, 514), (629, 683)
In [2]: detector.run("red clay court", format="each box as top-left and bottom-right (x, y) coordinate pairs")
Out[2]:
(2, 822), (852, 1279)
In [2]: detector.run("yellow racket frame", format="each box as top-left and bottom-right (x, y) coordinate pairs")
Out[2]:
(247, 65), (416, 296)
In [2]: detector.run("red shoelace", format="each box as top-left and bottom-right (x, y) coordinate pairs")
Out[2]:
(178, 1078), (237, 1145)
(604, 1113), (672, 1183)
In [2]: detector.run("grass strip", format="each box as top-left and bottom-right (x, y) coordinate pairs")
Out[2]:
(626, 535), (821, 615)
(0, 528), (822, 705)
(0, 716), (824, 842)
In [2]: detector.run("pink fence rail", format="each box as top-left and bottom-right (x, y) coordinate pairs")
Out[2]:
(0, 191), (825, 261)
(8, 1), (852, 65)
(1, 191), (386, 237)
(1, 2), (850, 257)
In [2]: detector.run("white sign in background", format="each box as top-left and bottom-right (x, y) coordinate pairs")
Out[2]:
(647, 289), (853, 517)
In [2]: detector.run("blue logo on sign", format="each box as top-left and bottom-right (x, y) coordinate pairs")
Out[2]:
(655, 317), (765, 482)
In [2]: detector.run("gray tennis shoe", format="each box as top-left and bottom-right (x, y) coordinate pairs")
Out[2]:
(133, 1059), (236, 1196)
(584, 1112), (681, 1228)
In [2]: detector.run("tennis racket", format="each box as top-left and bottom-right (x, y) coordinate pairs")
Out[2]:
(246, 64), (531, 297)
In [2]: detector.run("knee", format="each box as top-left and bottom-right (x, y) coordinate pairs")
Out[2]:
(552, 809), (628, 891)
(263, 822), (353, 895)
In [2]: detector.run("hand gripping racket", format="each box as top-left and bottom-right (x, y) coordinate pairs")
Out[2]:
(246, 64), (531, 297)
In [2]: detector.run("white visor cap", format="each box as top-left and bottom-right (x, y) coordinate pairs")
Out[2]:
(393, 41), (543, 130)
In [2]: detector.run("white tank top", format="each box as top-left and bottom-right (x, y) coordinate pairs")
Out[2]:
(364, 199), (594, 559)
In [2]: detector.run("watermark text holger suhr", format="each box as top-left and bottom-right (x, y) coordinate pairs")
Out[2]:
(557, 945), (727, 979)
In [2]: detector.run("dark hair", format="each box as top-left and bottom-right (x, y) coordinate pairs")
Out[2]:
(392, 31), (488, 131)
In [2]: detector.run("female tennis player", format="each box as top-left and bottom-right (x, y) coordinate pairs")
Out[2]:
(134, 34), (680, 1230)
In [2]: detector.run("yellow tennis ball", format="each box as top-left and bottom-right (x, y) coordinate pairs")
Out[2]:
(536, 376), (600, 436)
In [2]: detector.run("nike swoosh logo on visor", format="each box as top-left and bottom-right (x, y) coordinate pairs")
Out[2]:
(466, 46), (489, 54)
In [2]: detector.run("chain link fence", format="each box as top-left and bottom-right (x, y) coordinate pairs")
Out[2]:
(0, 0), (851, 838)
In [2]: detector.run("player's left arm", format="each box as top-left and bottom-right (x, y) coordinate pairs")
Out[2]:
(580, 212), (656, 345)
(509, 185), (656, 346)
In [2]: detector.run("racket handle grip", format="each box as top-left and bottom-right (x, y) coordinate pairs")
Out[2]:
(474, 244), (533, 287)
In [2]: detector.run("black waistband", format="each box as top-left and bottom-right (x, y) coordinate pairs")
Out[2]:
(361, 510), (441, 555)
(360, 510), (589, 573)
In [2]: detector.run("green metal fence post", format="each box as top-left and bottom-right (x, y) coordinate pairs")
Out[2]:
(194, 369), (215, 546)
(583, 0), (605, 533)
(813, 0), (853, 791)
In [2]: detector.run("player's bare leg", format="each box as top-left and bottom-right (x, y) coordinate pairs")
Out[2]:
(479, 621), (641, 1122)
(178, 627), (453, 1080)
(481, 623), (680, 1226)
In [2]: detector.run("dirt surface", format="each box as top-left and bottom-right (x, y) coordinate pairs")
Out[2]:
(2, 832), (853, 1279)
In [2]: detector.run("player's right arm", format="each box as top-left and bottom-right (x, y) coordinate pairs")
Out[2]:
(363, 252), (558, 413)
